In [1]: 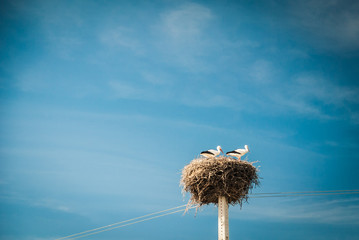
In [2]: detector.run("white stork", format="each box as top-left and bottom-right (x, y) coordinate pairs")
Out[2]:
(200, 146), (224, 158)
(226, 145), (250, 160)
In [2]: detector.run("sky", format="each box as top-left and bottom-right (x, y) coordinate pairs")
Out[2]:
(1, 0), (359, 239)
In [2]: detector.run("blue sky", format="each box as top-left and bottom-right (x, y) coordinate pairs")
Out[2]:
(1, 0), (359, 239)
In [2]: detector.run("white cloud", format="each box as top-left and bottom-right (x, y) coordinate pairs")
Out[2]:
(265, 73), (359, 121)
(292, 75), (359, 105)
(100, 26), (144, 54)
(161, 3), (213, 42)
(108, 79), (238, 109)
(155, 3), (215, 71)
(33, 199), (72, 213)
(249, 60), (277, 84)
(108, 80), (173, 102)
(270, 92), (335, 120)
(287, 0), (359, 52)
(141, 71), (174, 86)
(108, 80), (145, 100)
(16, 67), (49, 92)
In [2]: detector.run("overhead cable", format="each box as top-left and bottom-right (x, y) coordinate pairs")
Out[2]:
(67, 207), (195, 240)
(57, 189), (359, 239)
(56, 204), (187, 240)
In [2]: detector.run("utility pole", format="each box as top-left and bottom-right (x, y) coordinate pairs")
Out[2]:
(218, 196), (229, 240)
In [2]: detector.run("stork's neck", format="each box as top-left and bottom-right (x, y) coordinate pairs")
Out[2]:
(245, 145), (249, 151)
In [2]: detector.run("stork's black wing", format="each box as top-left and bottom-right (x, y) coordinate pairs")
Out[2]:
(201, 150), (214, 155)
(226, 150), (242, 155)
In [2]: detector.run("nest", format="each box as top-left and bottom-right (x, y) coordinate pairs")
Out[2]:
(180, 156), (260, 208)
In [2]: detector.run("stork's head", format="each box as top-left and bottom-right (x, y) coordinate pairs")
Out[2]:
(217, 145), (224, 153)
(245, 145), (250, 152)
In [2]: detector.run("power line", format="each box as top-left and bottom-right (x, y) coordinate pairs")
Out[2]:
(67, 207), (195, 240)
(250, 191), (359, 198)
(57, 189), (359, 239)
(251, 189), (359, 195)
(56, 204), (188, 240)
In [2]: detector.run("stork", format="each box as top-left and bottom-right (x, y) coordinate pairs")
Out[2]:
(226, 145), (250, 160)
(200, 146), (224, 158)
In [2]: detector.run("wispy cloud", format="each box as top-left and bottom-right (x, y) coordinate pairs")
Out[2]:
(291, 74), (359, 106)
(100, 26), (144, 54)
(7, 0), (359, 124)
(287, 0), (359, 52)
(15, 66), (50, 92)
(274, 73), (359, 120)
(108, 78), (238, 109)
(141, 71), (174, 86)
(155, 3), (215, 71)
(245, 67), (359, 121)
(161, 3), (213, 42)
(249, 59), (277, 84)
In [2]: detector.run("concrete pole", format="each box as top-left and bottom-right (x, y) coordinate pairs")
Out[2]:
(218, 196), (229, 240)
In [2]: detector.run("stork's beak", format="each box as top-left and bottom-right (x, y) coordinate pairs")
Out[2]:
(220, 148), (224, 153)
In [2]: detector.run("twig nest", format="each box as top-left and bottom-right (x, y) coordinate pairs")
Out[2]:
(181, 156), (260, 207)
